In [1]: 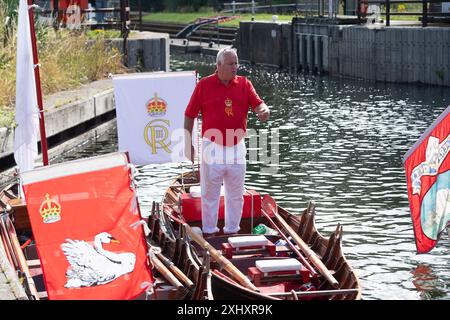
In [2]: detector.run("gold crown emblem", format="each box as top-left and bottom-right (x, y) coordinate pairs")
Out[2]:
(39, 193), (61, 224)
(224, 98), (233, 116)
(147, 92), (167, 117)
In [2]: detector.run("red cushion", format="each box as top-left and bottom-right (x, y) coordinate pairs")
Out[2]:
(181, 189), (261, 222)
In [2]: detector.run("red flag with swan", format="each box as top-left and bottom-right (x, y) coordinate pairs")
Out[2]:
(403, 105), (450, 253)
(20, 152), (153, 299)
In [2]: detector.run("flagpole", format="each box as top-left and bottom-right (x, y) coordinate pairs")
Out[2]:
(27, 0), (48, 166)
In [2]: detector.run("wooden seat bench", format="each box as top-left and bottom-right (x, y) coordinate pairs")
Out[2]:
(248, 258), (310, 286)
(221, 235), (276, 259)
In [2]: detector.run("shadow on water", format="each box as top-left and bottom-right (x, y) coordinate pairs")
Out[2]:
(54, 52), (449, 300)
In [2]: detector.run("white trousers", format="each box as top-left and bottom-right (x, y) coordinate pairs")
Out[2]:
(200, 138), (246, 234)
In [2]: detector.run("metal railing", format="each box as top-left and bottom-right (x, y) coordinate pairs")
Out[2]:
(357, 0), (450, 26)
(34, 0), (132, 35)
(221, 0), (340, 19)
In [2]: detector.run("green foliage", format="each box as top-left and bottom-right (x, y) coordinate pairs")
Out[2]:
(0, 1), (127, 128)
(0, 51), (12, 70)
(1, 0), (51, 48)
(2, 0), (19, 19)
(1, 0), (19, 45)
(0, 108), (15, 129)
(86, 29), (121, 40)
(142, 11), (295, 27)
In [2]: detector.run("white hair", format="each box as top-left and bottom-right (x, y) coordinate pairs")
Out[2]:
(216, 47), (238, 65)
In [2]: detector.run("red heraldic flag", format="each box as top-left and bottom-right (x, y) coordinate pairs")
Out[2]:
(20, 152), (153, 299)
(403, 105), (450, 253)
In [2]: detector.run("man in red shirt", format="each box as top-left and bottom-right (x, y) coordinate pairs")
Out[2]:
(184, 47), (270, 235)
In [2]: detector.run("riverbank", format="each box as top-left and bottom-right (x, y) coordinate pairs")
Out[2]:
(0, 78), (116, 186)
(0, 20), (169, 128)
(0, 26), (126, 129)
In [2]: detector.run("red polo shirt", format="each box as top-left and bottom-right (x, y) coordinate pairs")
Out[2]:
(185, 73), (263, 146)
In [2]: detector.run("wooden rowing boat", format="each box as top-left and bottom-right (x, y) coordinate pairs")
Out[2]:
(0, 182), (197, 300)
(1, 167), (361, 300)
(157, 170), (362, 300)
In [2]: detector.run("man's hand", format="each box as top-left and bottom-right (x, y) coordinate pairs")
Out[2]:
(255, 103), (270, 122)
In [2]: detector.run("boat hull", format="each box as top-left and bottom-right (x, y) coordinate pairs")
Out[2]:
(160, 170), (362, 300)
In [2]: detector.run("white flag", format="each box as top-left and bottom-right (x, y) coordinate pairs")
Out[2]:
(113, 71), (197, 165)
(14, 0), (39, 173)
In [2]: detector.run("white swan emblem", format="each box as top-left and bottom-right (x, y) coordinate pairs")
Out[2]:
(61, 232), (136, 288)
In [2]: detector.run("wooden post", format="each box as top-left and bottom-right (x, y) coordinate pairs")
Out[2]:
(138, 0), (142, 32)
(53, 0), (59, 30)
(386, 0), (391, 27)
(422, 0), (428, 27)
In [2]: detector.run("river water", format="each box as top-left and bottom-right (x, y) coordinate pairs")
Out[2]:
(56, 53), (449, 300)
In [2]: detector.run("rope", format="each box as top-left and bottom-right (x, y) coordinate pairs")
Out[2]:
(130, 220), (151, 236)
(127, 163), (139, 215)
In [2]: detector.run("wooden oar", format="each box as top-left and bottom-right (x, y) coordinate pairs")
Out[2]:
(148, 251), (184, 290)
(155, 251), (195, 288)
(260, 204), (317, 276)
(167, 213), (259, 292)
(1, 214), (39, 299)
(0, 218), (16, 267)
(262, 194), (339, 288)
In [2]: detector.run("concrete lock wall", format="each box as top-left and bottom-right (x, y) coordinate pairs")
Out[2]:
(238, 21), (450, 87)
(293, 23), (330, 75)
(108, 32), (170, 71)
(294, 23), (450, 86)
(330, 26), (450, 86)
(237, 21), (292, 69)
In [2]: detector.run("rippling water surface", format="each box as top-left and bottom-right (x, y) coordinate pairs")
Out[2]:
(56, 53), (449, 300)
